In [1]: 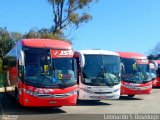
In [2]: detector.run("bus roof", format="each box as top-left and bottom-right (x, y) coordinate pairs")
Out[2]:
(117, 52), (147, 59)
(79, 50), (119, 56)
(21, 39), (72, 49)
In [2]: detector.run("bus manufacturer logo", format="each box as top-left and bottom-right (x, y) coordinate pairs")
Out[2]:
(51, 94), (55, 98)
(99, 89), (103, 92)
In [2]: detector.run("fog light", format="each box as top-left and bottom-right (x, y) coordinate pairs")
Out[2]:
(25, 99), (29, 103)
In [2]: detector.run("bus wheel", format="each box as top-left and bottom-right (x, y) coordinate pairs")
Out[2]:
(91, 100), (101, 102)
(128, 95), (135, 98)
(54, 106), (62, 109)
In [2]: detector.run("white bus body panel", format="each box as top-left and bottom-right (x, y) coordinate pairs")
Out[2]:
(78, 83), (121, 100)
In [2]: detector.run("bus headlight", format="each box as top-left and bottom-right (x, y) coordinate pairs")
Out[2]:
(80, 87), (93, 93)
(23, 88), (38, 96)
(65, 90), (77, 96)
(113, 89), (120, 93)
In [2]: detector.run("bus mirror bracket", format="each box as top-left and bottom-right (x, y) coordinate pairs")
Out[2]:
(19, 50), (25, 66)
(150, 60), (158, 70)
(75, 51), (85, 68)
(120, 62), (125, 73)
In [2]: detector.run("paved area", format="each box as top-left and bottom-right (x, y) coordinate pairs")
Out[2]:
(0, 88), (160, 120)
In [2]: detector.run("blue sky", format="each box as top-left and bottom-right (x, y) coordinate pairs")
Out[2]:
(0, 0), (160, 55)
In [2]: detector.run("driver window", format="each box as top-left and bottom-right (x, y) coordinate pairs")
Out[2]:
(132, 63), (137, 70)
(40, 53), (50, 73)
(25, 52), (39, 77)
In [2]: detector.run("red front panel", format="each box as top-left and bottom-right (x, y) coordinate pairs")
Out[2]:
(22, 92), (77, 107)
(121, 81), (152, 95)
(17, 82), (77, 107)
(152, 79), (157, 87)
(156, 77), (160, 87)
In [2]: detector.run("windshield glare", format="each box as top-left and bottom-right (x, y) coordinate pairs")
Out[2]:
(82, 55), (121, 86)
(24, 48), (76, 88)
(121, 58), (151, 83)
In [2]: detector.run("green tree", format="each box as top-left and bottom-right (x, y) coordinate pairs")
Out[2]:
(48, 0), (96, 34)
(0, 58), (2, 73)
(0, 27), (13, 61)
(24, 27), (65, 40)
(147, 42), (160, 60)
(0, 27), (22, 61)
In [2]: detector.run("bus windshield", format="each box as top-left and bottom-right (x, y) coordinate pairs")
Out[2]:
(121, 58), (151, 83)
(82, 55), (121, 86)
(24, 48), (77, 88)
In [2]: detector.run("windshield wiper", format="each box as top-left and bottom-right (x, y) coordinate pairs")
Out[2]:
(58, 82), (76, 88)
(25, 80), (44, 87)
(58, 84), (66, 88)
(103, 67), (115, 86)
(25, 79), (61, 88)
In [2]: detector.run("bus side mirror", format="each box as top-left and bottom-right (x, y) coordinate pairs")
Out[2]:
(75, 51), (85, 68)
(19, 50), (25, 66)
(120, 62), (125, 73)
(150, 60), (158, 70)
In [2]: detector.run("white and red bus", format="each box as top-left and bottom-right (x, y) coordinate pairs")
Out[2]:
(4, 39), (78, 107)
(117, 52), (153, 97)
(154, 60), (160, 87)
(76, 50), (121, 100)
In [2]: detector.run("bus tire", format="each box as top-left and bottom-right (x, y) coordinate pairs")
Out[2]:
(128, 95), (135, 98)
(91, 100), (101, 102)
(54, 106), (62, 109)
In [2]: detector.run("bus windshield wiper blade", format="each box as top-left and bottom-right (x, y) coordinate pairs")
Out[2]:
(103, 67), (115, 85)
